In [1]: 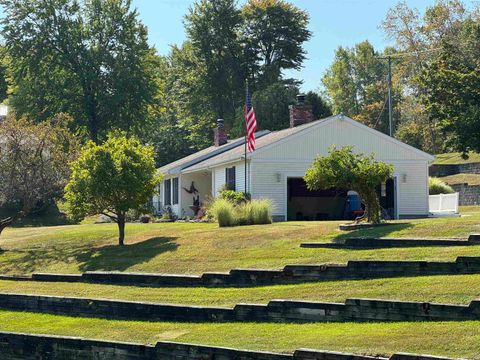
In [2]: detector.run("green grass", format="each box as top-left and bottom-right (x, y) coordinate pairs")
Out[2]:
(440, 173), (480, 186)
(0, 310), (479, 358)
(1, 206), (479, 275)
(2, 208), (480, 358)
(0, 273), (479, 306)
(434, 152), (480, 165)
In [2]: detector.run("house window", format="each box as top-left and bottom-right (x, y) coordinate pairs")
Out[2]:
(172, 178), (179, 205)
(225, 167), (236, 191)
(164, 179), (171, 205)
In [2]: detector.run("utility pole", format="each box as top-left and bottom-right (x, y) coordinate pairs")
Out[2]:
(387, 55), (393, 137)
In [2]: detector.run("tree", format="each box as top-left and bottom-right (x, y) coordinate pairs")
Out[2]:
(184, 0), (244, 127)
(241, 0), (311, 85)
(418, 18), (480, 154)
(64, 134), (162, 246)
(0, 115), (78, 237)
(0, 0), (158, 142)
(305, 91), (332, 120)
(304, 146), (393, 224)
(183, 0), (312, 130)
(381, 0), (478, 153)
(322, 41), (396, 134)
(231, 80), (298, 136)
(0, 46), (8, 104)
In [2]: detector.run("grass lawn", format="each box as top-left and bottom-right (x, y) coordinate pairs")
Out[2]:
(1, 208), (480, 358)
(440, 173), (480, 186)
(0, 206), (479, 275)
(0, 310), (478, 358)
(434, 152), (480, 165)
(0, 273), (479, 306)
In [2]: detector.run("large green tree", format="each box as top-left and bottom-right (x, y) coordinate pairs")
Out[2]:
(418, 18), (480, 154)
(65, 134), (161, 246)
(304, 146), (393, 224)
(322, 41), (398, 135)
(381, 0), (478, 153)
(241, 0), (311, 85)
(0, 0), (158, 142)
(183, 0), (312, 131)
(184, 0), (244, 127)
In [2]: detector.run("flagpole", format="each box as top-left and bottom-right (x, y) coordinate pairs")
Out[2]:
(244, 79), (248, 196)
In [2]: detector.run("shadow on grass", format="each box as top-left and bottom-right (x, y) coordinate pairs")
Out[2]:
(4, 237), (178, 274)
(76, 237), (179, 272)
(331, 222), (414, 244)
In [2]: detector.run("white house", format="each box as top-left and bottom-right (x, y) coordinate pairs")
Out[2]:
(153, 97), (434, 221)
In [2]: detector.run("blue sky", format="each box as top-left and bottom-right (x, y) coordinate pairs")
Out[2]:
(132, 0), (436, 92)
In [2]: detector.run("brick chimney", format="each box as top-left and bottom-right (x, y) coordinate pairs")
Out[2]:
(214, 119), (228, 146)
(289, 94), (315, 128)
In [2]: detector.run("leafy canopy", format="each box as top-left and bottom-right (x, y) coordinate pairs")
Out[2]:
(304, 146), (393, 224)
(64, 134), (162, 244)
(0, 114), (78, 236)
(0, 0), (158, 142)
(418, 18), (480, 154)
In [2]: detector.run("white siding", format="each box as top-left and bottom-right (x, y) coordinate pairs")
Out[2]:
(255, 117), (430, 162)
(212, 161), (250, 197)
(251, 119), (431, 219)
(251, 161), (309, 217)
(393, 161), (429, 216)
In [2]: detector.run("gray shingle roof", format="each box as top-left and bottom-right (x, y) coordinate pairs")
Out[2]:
(178, 115), (338, 173)
(158, 130), (270, 174)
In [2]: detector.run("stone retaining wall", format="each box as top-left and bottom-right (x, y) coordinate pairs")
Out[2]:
(10, 254), (480, 287)
(451, 184), (480, 206)
(0, 293), (479, 323)
(302, 235), (480, 249)
(0, 331), (460, 360)
(429, 162), (480, 177)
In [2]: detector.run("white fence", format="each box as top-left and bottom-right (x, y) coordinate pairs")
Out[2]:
(429, 192), (459, 214)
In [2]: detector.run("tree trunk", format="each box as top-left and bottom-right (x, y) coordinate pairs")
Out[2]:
(358, 189), (381, 224)
(117, 214), (126, 246)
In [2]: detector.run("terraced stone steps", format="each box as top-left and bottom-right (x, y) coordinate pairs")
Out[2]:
(0, 293), (479, 323)
(301, 234), (480, 249)
(2, 256), (480, 287)
(0, 331), (460, 360)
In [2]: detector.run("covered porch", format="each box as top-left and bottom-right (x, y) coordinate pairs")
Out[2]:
(179, 170), (212, 218)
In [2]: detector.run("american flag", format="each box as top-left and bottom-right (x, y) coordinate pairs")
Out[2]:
(245, 85), (257, 152)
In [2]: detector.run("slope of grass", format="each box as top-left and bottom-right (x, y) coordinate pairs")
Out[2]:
(0, 274), (479, 307)
(0, 207), (479, 275)
(440, 173), (480, 186)
(434, 152), (480, 165)
(0, 311), (479, 358)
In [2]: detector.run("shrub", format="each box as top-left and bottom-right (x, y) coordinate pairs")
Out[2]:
(237, 199), (272, 225)
(161, 206), (176, 222)
(208, 197), (272, 227)
(208, 198), (236, 227)
(218, 190), (250, 204)
(429, 177), (454, 195)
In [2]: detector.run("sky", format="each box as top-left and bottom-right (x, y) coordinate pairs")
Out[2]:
(131, 0), (436, 92)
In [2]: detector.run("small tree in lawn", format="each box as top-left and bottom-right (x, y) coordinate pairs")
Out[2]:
(65, 134), (162, 246)
(304, 146), (393, 224)
(0, 115), (78, 237)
